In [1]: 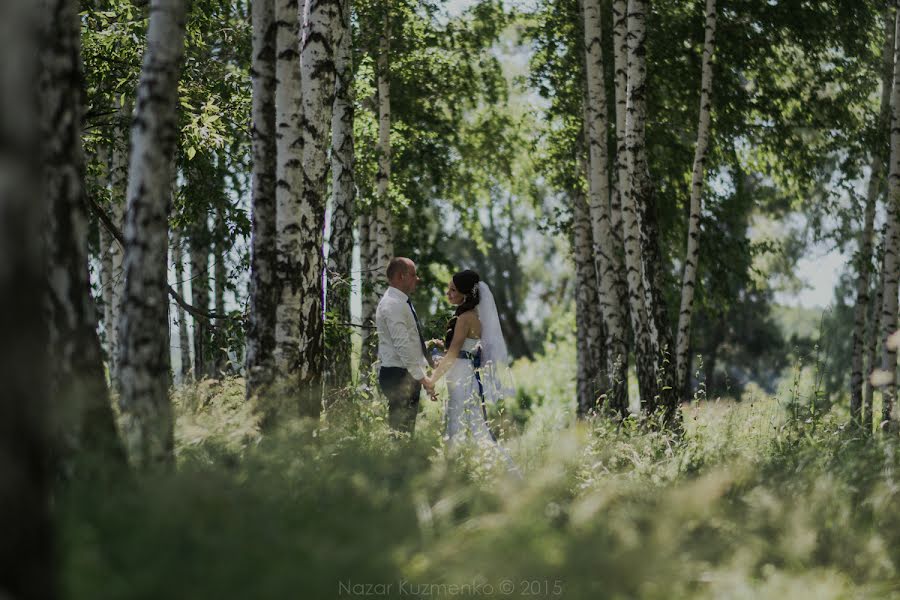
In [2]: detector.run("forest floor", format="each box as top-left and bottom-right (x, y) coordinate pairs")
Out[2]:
(61, 339), (900, 599)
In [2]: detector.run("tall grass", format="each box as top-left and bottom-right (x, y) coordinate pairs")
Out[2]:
(61, 343), (900, 599)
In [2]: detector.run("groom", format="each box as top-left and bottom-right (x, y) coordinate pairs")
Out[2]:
(376, 257), (435, 435)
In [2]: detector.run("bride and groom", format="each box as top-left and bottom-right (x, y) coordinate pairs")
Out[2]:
(375, 257), (517, 466)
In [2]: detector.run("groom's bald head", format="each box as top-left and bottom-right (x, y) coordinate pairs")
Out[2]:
(387, 257), (419, 295)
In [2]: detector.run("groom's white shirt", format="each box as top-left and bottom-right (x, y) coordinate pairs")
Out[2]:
(376, 286), (428, 381)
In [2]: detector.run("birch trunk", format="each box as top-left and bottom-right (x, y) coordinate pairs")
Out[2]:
(359, 213), (378, 372)
(293, 0), (339, 413)
(611, 0), (629, 314)
(246, 0), (279, 400)
(880, 6), (900, 431)
(360, 7), (394, 375)
(572, 180), (607, 416)
(273, 0), (306, 380)
(118, 0), (187, 469)
(108, 96), (129, 386)
(611, 0), (628, 275)
(327, 0), (355, 386)
(190, 207), (211, 380)
(675, 0), (717, 396)
(866, 238), (886, 433)
(622, 0), (657, 415)
(213, 202), (228, 377)
(40, 0), (125, 474)
(97, 144), (114, 362)
(373, 7), (394, 279)
(0, 3), (56, 592)
(851, 5), (894, 424)
(581, 0), (628, 414)
(173, 230), (192, 380)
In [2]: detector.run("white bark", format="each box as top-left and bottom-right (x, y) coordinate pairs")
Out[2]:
(581, 0), (628, 413)
(173, 229), (192, 379)
(295, 0), (338, 403)
(374, 9), (394, 277)
(611, 0), (628, 257)
(118, 0), (187, 469)
(327, 0), (355, 384)
(572, 176), (606, 416)
(108, 95), (129, 386)
(675, 0), (717, 394)
(851, 4), (894, 424)
(40, 0), (124, 471)
(880, 6), (900, 430)
(273, 0), (306, 377)
(360, 8), (394, 374)
(622, 0), (656, 412)
(246, 0), (279, 399)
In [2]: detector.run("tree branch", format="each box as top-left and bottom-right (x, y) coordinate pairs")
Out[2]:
(86, 195), (235, 323)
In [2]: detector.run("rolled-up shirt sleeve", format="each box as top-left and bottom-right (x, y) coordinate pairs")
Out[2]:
(385, 303), (427, 381)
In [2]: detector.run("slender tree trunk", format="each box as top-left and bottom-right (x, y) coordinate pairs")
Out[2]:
(880, 5), (900, 431)
(611, 0), (630, 323)
(246, 0), (279, 401)
(359, 212), (378, 372)
(675, 0), (717, 396)
(213, 202), (227, 377)
(581, 0), (628, 415)
(866, 237), (886, 433)
(173, 230), (192, 380)
(118, 0), (187, 469)
(97, 144), (115, 364)
(327, 0), (355, 386)
(189, 207), (211, 380)
(291, 0), (339, 415)
(360, 6), (394, 376)
(622, 0), (657, 415)
(851, 5), (895, 425)
(0, 2), (56, 593)
(108, 96), (129, 388)
(40, 0), (125, 475)
(273, 0), (306, 381)
(572, 179), (607, 416)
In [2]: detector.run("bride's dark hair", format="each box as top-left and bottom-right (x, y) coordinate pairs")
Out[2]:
(444, 270), (480, 348)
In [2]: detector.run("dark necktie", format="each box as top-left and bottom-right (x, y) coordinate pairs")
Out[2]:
(407, 298), (434, 368)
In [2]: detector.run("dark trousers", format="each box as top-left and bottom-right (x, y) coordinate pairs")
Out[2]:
(378, 367), (422, 435)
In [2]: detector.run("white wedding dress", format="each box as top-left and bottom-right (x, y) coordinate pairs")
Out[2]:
(443, 336), (520, 475)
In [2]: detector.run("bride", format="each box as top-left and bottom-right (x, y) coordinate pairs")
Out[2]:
(428, 270), (519, 474)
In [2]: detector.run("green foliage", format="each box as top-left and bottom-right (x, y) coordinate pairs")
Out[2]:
(60, 340), (900, 599)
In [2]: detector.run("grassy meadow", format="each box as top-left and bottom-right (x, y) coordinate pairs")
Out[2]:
(60, 334), (900, 599)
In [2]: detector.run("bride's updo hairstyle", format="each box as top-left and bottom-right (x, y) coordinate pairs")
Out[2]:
(444, 270), (480, 348)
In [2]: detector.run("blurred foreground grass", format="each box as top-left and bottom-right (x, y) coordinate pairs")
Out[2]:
(61, 343), (900, 599)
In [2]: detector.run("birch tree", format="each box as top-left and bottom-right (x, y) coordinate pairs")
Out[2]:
(675, 0), (717, 396)
(246, 0), (279, 400)
(866, 239), (886, 431)
(273, 0), (306, 379)
(359, 5), (394, 375)
(107, 96), (129, 386)
(40, 0), (124, 473)
(879, 5), (900, 431)
(572, 172), (608, 416)
(851, 4), (894, 425)
(327, 0), (356, 385)
(118, 0), (188, 468)
(0, 2), (55, 592)
(294, 0), (339, 412)
(621, 0), (658, 414)
(173, 230), (192, 380)
(189, 201), (211, 379)
(581, 0), (629, 414)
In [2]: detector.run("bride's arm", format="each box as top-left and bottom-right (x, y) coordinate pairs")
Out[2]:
(430, 312), (472, 384)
